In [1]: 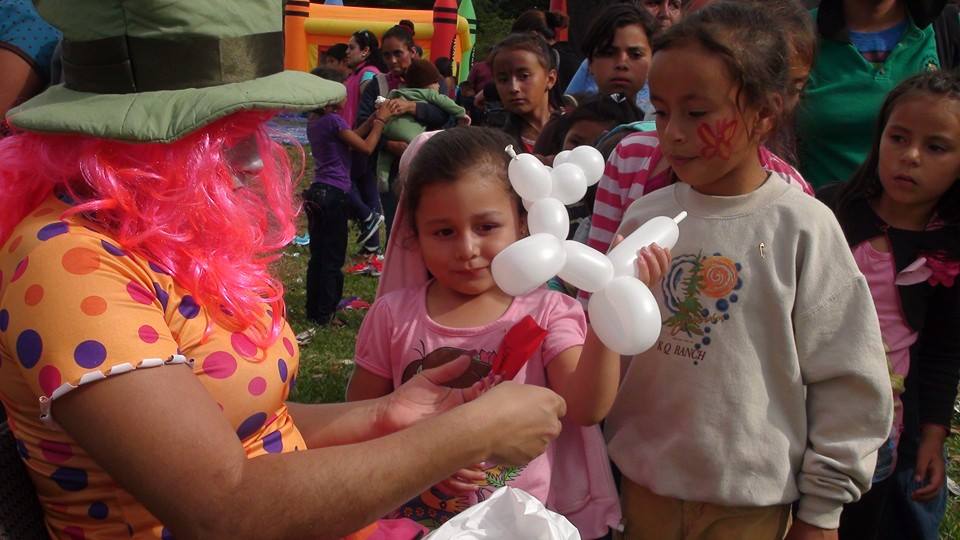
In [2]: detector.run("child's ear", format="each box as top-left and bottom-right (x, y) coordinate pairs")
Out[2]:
(546, 68), (558, 91)
(517, 208), (530, 238)
(753, 93), (784, 142)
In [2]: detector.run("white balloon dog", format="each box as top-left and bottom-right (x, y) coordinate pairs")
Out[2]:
(492, 145), (686, 355)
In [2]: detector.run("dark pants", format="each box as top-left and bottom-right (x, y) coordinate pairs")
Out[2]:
(381, 188), (398, 242)
(303, 183), (348, 324)
(349, 152), (380, 252)
(880, 461), (948, 540)
(840, 456), (949, 540)
(839, 474), (894, 540)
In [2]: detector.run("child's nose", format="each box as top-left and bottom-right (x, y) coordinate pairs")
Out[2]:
(455, 235), (479, 260)
(663, 118), (685, 144)
(902, 146), (921, 164)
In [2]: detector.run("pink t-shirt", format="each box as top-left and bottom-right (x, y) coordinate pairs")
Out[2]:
(355, 281), (586, 528)
(852, 241), (919, 445)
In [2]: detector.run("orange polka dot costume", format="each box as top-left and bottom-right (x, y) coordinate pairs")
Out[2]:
(0, 196), (303, 539)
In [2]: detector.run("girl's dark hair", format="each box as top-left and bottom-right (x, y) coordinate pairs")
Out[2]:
(490, 32), (556, 72)
(653, 2), (788, 125)
(838, 70), (960, 225)
(567, 93), (643, 129)
(544, 11), (569, 33)
(398, 19), (416, 37)
(309, 67), (346, 114)
(581, 3), (658, 60)
(512, 10), (569, 42)
(405, 128), (520, 231)
(351, 29), (386, 71)
(435, 57), (453, 78)
(752, 0), (815, 69)
(740, 0), (816, 165)
(310, 66), (345, 84)
(382, 24), (416, 51)
(324, 43), (348, 62)
(535, 94), (643, 156)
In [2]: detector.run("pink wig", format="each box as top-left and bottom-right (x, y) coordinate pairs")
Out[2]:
(0, 111), (300, 348)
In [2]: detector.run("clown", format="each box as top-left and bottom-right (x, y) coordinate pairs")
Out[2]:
(0, 1), (566, 538)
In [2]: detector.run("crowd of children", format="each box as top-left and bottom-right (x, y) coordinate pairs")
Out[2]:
(1, 0), (959, 537)
(300, 0), (960, 538)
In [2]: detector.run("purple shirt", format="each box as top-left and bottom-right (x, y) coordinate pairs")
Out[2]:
(307, 113), (351, 192)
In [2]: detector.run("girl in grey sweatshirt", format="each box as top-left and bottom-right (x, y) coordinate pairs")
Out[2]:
(601, 4), (892, 538)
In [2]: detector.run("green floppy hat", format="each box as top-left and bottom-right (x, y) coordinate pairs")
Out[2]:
(6, 0), (345, 143)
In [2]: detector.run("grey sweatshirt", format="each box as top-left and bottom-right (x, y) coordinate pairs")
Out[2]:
(603, 174), (893, 529)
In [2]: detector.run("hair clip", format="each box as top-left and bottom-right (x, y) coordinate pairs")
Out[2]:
(609, 93), (627, 104)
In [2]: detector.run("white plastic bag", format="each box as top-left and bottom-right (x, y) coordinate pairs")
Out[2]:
(425, 487), (580, 540)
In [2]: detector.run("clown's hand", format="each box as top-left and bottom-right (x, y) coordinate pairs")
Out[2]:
(374, 357), (499, 436)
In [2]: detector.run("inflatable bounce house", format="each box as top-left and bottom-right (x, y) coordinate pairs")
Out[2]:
(284, 0), (478, 82)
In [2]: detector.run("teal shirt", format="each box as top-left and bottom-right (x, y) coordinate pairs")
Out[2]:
(796, 10), (940, 188)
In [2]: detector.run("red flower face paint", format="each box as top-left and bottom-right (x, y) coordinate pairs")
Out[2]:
(697, 118), (738, 160)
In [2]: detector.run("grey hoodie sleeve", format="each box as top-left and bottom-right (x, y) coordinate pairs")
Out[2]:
(792, 209), (893, 529)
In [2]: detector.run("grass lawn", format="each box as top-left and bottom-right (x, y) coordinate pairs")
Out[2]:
(943, 421), (960, 538)
(277, 145), (959, 537)
(276, 141), (380, 405)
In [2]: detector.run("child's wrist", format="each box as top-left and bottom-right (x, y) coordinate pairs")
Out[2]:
(457, 400), (495, 461)
(920, 423), (949, 443)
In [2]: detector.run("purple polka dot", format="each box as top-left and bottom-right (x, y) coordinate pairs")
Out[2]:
(100, 240), (126, 256)
(289, 375), (297, 394)
(178, 295), (200, 319)
(16, 439), (28, 460)
(51, 466), (88, 491)
(263, 430), (283, 454)
(161, 527), (175, 540)
(37, 221), (69, 241)
(0, 309), (8, 332)
(236, 412), (267, 440)
(148, 261), (171, 275)
(278, 358), (288, 383)
(74, 340), (107, 369)
(16, 330), (42, 369)
(88, 501), (108, 519)
(153, 283), (169, 311)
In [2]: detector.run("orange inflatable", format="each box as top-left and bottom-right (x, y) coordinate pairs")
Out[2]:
(284, 3), (474, 77)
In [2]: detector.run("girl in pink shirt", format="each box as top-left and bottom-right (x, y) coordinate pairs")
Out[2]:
(819, 71), (960, 540)
(346, 127), (670, 538)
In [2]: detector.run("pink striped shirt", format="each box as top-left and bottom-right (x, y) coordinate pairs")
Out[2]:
(580, 132), (813, 305)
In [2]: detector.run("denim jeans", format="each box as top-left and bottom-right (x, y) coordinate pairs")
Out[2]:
(303, 183), (349, 324)
(349, 152), (380, 252)
(875, 448), (949, 540)
(884, 459), (948, 540)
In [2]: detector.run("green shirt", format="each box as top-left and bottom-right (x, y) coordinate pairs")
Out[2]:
(796, 9), (940, 189)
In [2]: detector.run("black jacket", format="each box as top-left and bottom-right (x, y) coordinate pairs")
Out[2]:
(818, 184), (960, 460)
